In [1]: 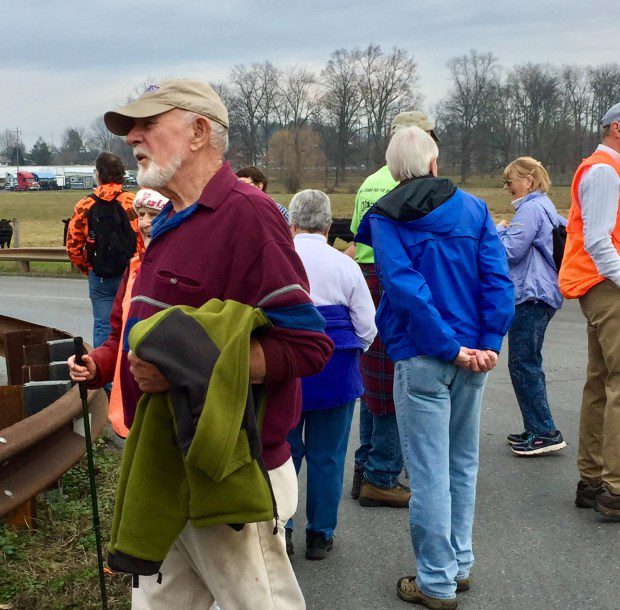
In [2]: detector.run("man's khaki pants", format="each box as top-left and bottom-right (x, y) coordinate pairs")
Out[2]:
(578, 280), (620, 494)
(132, 458), (305, 609)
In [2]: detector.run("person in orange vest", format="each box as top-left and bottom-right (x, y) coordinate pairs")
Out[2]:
(67, 188), (168, 439)
(559, 102), (620, 519)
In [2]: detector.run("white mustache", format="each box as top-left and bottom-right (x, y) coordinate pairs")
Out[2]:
(133, 146), (152, 161)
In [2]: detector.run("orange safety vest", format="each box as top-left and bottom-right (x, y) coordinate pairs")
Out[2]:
(108, 255), (142, 438)
(559, 150), (620, 299)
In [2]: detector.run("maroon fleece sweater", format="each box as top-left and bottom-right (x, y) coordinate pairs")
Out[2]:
(90, 162), (333, 469)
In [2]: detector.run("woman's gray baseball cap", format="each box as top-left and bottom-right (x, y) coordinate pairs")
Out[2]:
(104, 79), (229, 136)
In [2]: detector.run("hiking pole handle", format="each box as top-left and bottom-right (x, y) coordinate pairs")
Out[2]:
(74, 337), (88, 400)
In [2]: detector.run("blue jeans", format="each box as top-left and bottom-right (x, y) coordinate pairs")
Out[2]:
(394, 356), (488, 600)
(287, 402), (355, 539)
(508, 300), (557, 435)
(88, 271), (123, 348)
(354, 401), (403, 488)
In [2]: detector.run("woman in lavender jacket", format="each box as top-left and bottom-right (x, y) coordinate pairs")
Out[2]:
(498, 157), (567, 456)
(285, 189), (377, 560)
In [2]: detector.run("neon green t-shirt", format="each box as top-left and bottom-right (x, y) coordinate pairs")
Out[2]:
(349, 165), (398, 264)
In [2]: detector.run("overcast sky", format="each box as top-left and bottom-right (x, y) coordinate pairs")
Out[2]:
(3, 0), (618, 148)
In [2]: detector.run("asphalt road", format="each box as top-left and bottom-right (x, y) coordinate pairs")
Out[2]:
(1, 276), (619, 610)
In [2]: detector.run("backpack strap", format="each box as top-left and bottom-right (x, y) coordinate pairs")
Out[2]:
(528, 200), (565, 271)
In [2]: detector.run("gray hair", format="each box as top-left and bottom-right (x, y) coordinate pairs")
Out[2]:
(602, 125), (611, 142)
(386, 125), (439, 182)
(289, 189), (332, 233)
(183, 110), (229, 153)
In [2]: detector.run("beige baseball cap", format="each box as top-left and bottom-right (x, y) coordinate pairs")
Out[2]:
(104, 79), (229, 136)
(391, 110), (440, 142)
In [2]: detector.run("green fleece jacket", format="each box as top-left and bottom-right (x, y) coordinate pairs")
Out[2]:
(107, 299), (275, 577)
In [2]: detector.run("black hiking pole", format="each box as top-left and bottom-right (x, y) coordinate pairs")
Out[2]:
(74, 336), (108, 610)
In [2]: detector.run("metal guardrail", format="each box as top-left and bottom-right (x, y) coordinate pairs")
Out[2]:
(0, 247), (70, 272)
(0, 315), (107, 520)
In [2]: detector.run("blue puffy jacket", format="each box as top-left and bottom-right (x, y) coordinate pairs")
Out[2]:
(356, 177), (514, 364)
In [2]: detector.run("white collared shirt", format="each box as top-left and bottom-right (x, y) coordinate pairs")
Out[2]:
(579, 144), (620, 287)
(293, 233), (377, 350)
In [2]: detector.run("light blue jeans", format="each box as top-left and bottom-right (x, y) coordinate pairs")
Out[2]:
(393, 356), (488, 600)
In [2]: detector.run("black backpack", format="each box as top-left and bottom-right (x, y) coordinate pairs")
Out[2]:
(85, 194), (137, 278)
(538, 206), (567, 271)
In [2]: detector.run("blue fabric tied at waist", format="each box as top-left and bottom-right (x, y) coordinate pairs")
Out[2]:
(301, 305), (364, 410)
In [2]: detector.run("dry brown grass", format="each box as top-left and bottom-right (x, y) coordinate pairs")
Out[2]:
(0, 179), (571, 252)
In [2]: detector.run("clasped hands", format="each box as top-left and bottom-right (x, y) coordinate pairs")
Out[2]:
(454, 347), (498, 373)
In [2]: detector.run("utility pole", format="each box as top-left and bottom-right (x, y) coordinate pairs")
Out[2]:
(14, 127), (21, 172)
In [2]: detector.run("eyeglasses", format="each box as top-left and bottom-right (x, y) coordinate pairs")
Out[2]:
(502, 176), (531, 186)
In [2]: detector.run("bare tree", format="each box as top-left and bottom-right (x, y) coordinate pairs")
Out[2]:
(273, 67), (321, 190)
(0, 128), (27, 164)
(561, 65), (592, 167)
(268, 127), (324, 192)
(445, 50), (500, 183)
(230, 64), (266, 165)
(278, 67), (318, 128)
(587, 63), (620, 146)
(87, 115), (117, 153)
(255, 61), (282, 169)
(511, 63), (564, 165)
(321, 48), (364, 185)
(358, 44), (420, 168)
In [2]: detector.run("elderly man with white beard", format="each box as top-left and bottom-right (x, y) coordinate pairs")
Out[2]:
(98, 80), (333, 609)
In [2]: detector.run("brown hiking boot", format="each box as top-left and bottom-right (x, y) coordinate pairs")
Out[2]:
(359, 481), (410, 508)
(594, 489), (620, 520)
(455, 576), (470, 592)
(397, 576), (458, 609)
(351, 468), (364, 500)
(575, 479), (603, 508)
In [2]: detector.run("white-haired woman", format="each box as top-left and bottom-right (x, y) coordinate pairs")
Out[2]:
(356, 126), (514, 608)
(286, 189), (377, 560)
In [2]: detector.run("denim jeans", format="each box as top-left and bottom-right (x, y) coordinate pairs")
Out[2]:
(88, 271), (123, 348)
(287, 402), (355, 539)
(508, 300), (557, 435)
(354, 401), (403, 488)
(394, 356), (488, 600)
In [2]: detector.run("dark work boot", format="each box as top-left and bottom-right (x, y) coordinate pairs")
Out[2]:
(285, 527), (294, 556)
(305, 530), (334, 560)
(575, 479), (603, 508)
(455, 575), (471, 592)
(351, 467), (364, 500)
(594, 489), (620, 520)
